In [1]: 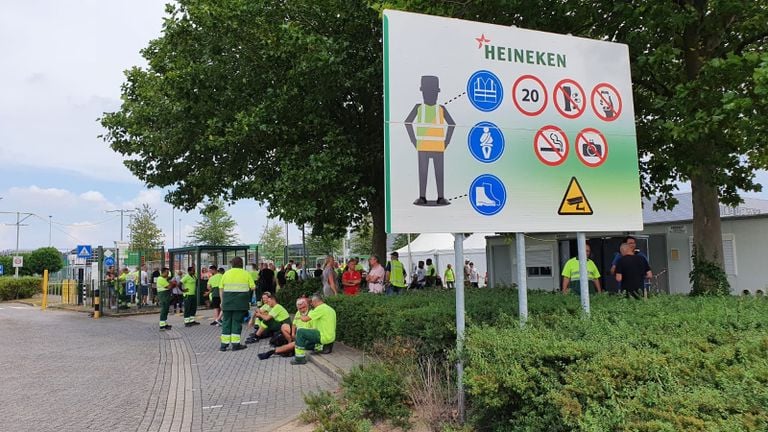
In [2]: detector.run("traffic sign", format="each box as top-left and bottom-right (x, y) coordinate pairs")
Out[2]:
(553, 78), (586, 119)
(558, 177), (593, 215)
(104, 249), (114, 258)
(0, 264), (4, 275)
(512, 74), (548, 116)
(12, 256), (23, 268)
(76, 245), (92, 258)
(384, 10), (642, 233)
(104, 256), (115, 267)
(575, 128), (609, 168)
(533, 125), (569, 166)
(467, 121), (504, 163)
(591, 82), (622, 121)
(126, 280), (136, 296)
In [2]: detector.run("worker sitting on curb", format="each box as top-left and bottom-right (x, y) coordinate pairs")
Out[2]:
(258, 296), (312, 360)
(291, 293), (337, 365)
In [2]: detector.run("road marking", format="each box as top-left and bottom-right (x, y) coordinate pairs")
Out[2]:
(241, 400), (258, 405)
(10, 306), (28, 309)
(202, 405), (223, 410)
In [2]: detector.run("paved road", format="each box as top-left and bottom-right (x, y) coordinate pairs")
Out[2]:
(0, 303), (335, 432)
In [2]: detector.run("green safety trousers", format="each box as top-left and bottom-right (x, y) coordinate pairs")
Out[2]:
(295, 328), (322, 358)
(183, 295), (197, 323)
(220, 310), (247, 346)
(158, 291), (171, 327)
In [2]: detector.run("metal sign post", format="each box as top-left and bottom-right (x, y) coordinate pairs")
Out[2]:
(453, 233), (465, 421)
(515, 233), (528, 325)
(577, 232), (590, 314)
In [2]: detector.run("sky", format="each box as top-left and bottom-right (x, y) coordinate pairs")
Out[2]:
(1, 2), (767, 253)
(0, 0), (305, 253)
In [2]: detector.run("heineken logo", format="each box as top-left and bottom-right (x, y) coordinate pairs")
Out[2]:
(476, 34), (567, 68)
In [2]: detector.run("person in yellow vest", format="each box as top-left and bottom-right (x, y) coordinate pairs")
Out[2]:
(385, 251), (407, 295)
(258, 296), (313, 360)
(219, 257), (255, 351)
(291, 294), (336, 365)
(404, 75), (456, 206)
(425, 258), (437, 287)
(206, 266), (224, 326)
(181, 266), (199, 327)
(156, 267), (173, 330)
(444, 264), (456, 289)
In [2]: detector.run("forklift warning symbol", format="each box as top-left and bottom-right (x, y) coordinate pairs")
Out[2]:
(558, 177), (593, 215)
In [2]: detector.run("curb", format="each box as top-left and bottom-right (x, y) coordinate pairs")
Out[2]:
(307, 352), (345, 382)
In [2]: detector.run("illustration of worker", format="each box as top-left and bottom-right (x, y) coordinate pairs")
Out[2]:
(404, 75), (456, 206)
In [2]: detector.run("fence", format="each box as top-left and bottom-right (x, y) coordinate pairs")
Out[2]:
(44, 279), (93, 311)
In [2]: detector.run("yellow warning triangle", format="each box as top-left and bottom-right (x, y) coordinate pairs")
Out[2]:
(558, 177), (593, 215)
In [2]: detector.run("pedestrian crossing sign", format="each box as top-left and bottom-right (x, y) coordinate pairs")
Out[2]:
(77, 245), (93, 258)
(558, 177), (593, 215)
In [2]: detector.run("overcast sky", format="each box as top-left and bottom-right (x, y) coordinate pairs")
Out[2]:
(0, 0), (304, 252)
(1, 2), (766, 253)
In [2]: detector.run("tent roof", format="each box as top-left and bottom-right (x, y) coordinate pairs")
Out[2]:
(395, 232), (491, 255)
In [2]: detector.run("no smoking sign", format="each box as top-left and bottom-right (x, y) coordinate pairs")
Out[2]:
(512, 75), (547, 116)
(534, 125), (569, 166)
(575, 128), (608, 167)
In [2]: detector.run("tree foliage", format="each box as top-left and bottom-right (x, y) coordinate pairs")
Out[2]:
(128, 203), (164, 253)
(188, 198), (239, 246)
(258, 222), (286, 261)
(27, 247), (64, 275)
(305, 228), (343, 256)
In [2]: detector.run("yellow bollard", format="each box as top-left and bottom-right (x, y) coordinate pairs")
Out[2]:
(41, 269), (49, 310)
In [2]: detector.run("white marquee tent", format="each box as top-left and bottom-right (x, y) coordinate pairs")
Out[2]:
(395, 233), (492, 286)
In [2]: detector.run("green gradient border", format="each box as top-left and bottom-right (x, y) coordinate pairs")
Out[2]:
(383, 14), (391, 233)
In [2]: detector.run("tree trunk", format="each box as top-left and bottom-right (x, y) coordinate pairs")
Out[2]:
(690, 174), (724, 267)
(370, 197), (388, 263)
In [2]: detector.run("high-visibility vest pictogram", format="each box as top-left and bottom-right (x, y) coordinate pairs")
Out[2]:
(415, 104), (447, 152)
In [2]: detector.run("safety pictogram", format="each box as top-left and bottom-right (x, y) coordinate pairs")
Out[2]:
(469, 174), (506, 216)
(553, 78), (586, 119)
(590, 82), (622, 121)
(468, 121), (505, 163)
(512, 75), (548, 116)
(467, 70), (504, 112)
(533, 125), (569, 166)
(558, 177), (593, 215)
(575, 128), (608, 167)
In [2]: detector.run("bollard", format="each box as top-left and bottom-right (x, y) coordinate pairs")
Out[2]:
(41, 269), (49, 310)
(94, 287), (101, 319)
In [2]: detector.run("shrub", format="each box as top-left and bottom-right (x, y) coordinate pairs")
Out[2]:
(342, 362), (412, 428)
(276, 278), (322, 313)
(302, 391), (373, 432)
(690, 249), (731, 296)
(0, 276), (43, 300)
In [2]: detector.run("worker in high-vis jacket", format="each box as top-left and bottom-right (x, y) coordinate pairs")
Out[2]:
(156, 267), (173, 330)
(385, 251), (407, 295)
(219, 257), (255, 351)
(404, 75), (456, 206)
(291, 294), (336, 365)
(181, 266), (199, 327)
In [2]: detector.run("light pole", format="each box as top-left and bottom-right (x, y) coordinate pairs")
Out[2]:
(106, 209), (135, 242)
(0, 211), (34, 277)
(48, 215), (52, 247)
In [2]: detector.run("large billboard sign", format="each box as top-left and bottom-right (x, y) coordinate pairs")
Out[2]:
(384, 10), (642, 233)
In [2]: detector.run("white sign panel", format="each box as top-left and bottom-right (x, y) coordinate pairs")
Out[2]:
(383, 10), (642, 233)
(12, 256), (23, 268)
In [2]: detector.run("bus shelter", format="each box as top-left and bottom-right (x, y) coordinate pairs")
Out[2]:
(168, 245), (252, 306)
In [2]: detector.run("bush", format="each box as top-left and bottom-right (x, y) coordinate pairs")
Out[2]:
(463, 296), (768, 431)
(276, 278), (322, 313)
(302, 391), (373, 432)
(342, 362), (412, 428)
(0, 276), (43, 300)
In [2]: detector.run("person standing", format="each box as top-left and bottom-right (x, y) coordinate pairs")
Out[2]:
(615, 243), (652, 299)
(468, 262), (479, 288)
(291, 294), (337, 365)
(156, 268), (173, 330)
(386, 252), (407, 295)
(139, 265), (149, 307)
(321, 255), (338, 296)
(425, 258), (437, 287)
(219, 257), (255, 351)
(341, 258), (362, 296)
(313, 263), (323, 279)
(463, 260), (471, 288)
(366, 255), (386, 294)
(207, 266), (224, 326)
(248, 263), (260, 303)
(276, 265), (287, 290)
(444, 264), (455, 289)
(610, 235), (649, 293)
(150, 267), (160, 305)
(258, 263), (276, 296)
(181, 266), (199, 327)
(561, 243), (602, 295)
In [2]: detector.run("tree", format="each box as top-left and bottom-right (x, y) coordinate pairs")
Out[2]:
(305, 228), (343, 256)
(349, 222), (373, 257)
(391, 234), (415, 252)
(128, 203), (164, 253)
(258, 222), (286, 262)
(188, 198), (239, 245)
(27, 247), (64, 275)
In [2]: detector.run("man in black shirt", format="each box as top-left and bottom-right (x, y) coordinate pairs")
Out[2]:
(615, 243), (652, 299)
(276, 265), (287, 290)
(258, 264), (276, 296)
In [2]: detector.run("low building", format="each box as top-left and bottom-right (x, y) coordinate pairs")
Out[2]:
(486, 193), (768, 295)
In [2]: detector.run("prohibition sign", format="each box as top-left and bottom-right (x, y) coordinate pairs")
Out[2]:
(553, 78), (586, 119)
(533, 125), (569, 166)
(591, 82), (622, 122)
(575, 128), (608, 167)
(512, 74), (548, 116)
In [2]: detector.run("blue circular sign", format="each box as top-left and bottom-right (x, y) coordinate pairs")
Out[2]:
(468, 121), (505, 163)
(469, 174), (506, 216)
(104, 256), (115, 267)
(467, 70), (504, 112)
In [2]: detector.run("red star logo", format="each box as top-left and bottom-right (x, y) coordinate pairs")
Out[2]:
(475, 34), (491, 49)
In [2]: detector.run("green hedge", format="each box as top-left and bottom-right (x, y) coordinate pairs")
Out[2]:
(276, 278), (323, 313)
(463, 296), (768, 431)
(0, 276), (43, 301)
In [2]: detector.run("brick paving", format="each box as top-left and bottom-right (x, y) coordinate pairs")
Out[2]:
(0, 303), (336, 432)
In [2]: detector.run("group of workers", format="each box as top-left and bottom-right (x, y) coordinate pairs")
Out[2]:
(155, 256), (336, 365)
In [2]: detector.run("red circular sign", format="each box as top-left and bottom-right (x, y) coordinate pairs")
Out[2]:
(575, 128), (608, 167)
(512, 75), (548, 116)
(590, 82), (623, 122)
(553, 78), (586, 119)
(533, 125), (570, 166)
